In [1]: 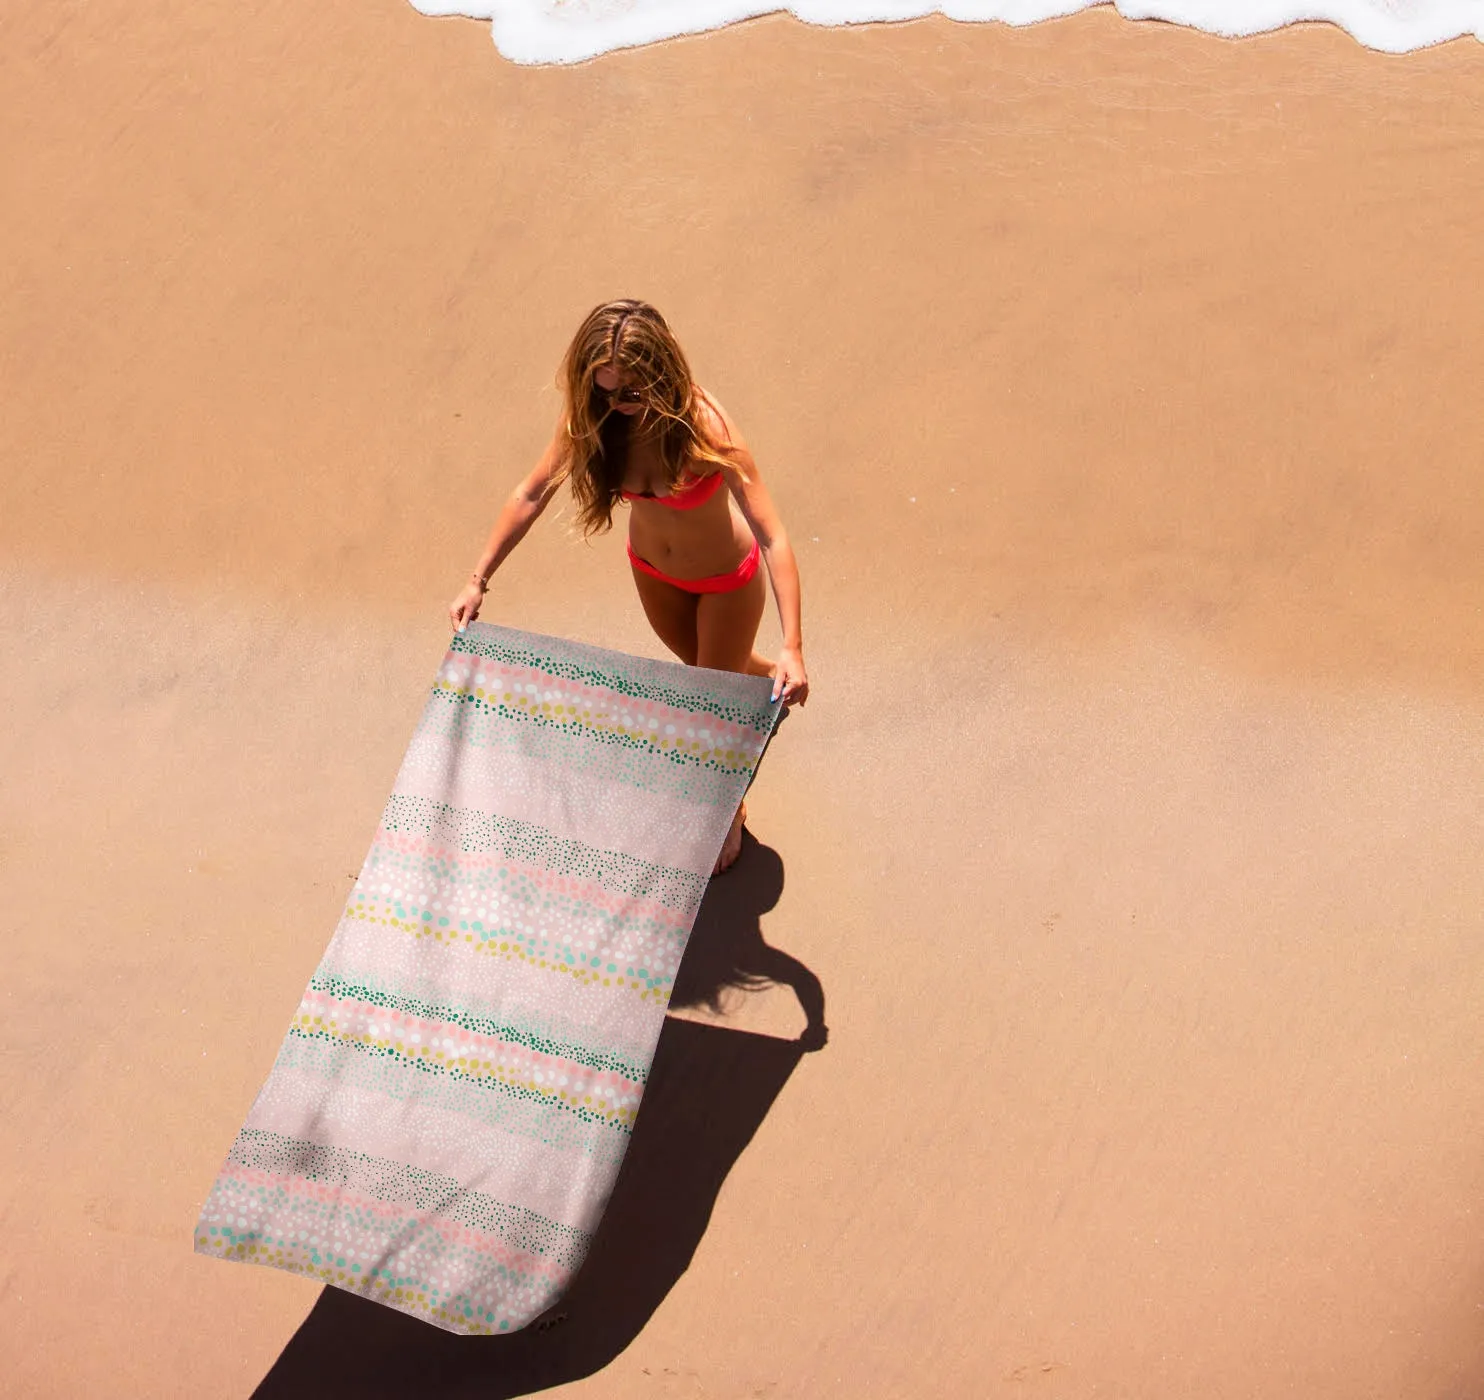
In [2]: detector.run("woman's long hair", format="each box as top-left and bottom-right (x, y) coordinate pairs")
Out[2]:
(554, 299), (743, 536)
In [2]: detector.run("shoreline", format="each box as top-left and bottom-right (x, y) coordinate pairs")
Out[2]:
(414, 1), (1484, 65)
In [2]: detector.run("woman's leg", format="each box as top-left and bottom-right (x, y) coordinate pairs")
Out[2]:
(630, 564), (700, 665)
(694, 568), (767, 673)
(696, 569), (768, 873)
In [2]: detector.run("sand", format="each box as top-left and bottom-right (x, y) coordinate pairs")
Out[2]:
(3, 2), (1483, 1396)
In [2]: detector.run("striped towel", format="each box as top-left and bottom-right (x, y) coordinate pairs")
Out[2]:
(194, 622), (779, 1334)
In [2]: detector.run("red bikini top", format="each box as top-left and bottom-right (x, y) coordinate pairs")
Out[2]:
(619, 470), (724, 511)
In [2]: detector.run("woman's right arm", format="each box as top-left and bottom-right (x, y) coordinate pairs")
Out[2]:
(448, 423), (567, 631)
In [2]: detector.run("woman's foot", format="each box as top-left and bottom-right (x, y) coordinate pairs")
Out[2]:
(713, 801), (746, 875)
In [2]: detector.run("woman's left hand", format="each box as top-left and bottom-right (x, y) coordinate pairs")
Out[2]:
(772, 646), (809, 707)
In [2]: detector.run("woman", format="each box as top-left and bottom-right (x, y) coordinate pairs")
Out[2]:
(448, 299), (808, 874)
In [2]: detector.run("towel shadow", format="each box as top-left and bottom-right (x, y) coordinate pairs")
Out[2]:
(253, 837), (826, 1399)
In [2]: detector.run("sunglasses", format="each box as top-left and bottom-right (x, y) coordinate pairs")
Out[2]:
(595, 380), (644, 406)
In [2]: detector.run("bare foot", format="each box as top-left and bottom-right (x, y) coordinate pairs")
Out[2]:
(712, 801), (746, 876)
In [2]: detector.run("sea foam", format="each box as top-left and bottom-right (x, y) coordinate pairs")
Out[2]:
(408, 0), (1484, 65)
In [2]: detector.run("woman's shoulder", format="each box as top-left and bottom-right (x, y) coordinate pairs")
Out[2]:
(689, 385), (756, 485)
(692, 385), (737, 445)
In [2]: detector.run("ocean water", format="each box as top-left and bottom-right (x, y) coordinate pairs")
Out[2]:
(408, 0), (1483, 64)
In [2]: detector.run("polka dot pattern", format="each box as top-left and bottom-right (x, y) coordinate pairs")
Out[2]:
(343, 824), (694, 1005)
(447, 625), (776, 732)
(196, 1131), (590, 1334)
(196, 625), (778, 1335)
(267, 1035), (630, 1164)
(378, 795), (706, 915)
(287, 985), (646, 1133)
(306, 972), (650, 1082)
(420, 683), (759, 795)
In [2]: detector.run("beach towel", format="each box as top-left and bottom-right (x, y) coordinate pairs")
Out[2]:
(194, 622), (780, 1334)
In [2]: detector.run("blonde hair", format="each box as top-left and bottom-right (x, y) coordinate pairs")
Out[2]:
(554, 299), (741, 537)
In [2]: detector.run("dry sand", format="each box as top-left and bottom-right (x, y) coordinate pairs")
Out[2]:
(4, 2), (1483, 1396)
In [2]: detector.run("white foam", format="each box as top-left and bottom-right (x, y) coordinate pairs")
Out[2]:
(408, 0), (1483, 64)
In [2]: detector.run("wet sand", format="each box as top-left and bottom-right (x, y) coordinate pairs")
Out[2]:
(4, 2), (1483, 1396)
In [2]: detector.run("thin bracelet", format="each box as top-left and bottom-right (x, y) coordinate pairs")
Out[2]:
(469, 572), (488, 593)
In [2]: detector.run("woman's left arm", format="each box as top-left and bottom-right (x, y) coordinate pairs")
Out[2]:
(704, 396), (809, 707)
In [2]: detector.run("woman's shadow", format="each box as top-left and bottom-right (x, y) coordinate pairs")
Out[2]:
(253, 832), (827, 1399)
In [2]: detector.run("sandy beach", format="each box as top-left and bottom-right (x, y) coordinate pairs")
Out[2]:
(4, 2), (1483, 1395)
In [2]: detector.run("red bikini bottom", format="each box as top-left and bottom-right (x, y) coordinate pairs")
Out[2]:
(626, 538), (761, 594)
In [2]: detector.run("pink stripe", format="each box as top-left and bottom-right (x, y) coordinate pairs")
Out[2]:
(434, 655), (764, 750)
(294, 989), (645, 1102)
(363, 830), (693, 930)
(208, 1165), (571, 1283)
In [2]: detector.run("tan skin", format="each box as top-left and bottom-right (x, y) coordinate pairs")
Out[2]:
(448, 366), (808, 872)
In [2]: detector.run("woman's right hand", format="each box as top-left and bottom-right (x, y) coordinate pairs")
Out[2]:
(449, 579), (487, 633)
